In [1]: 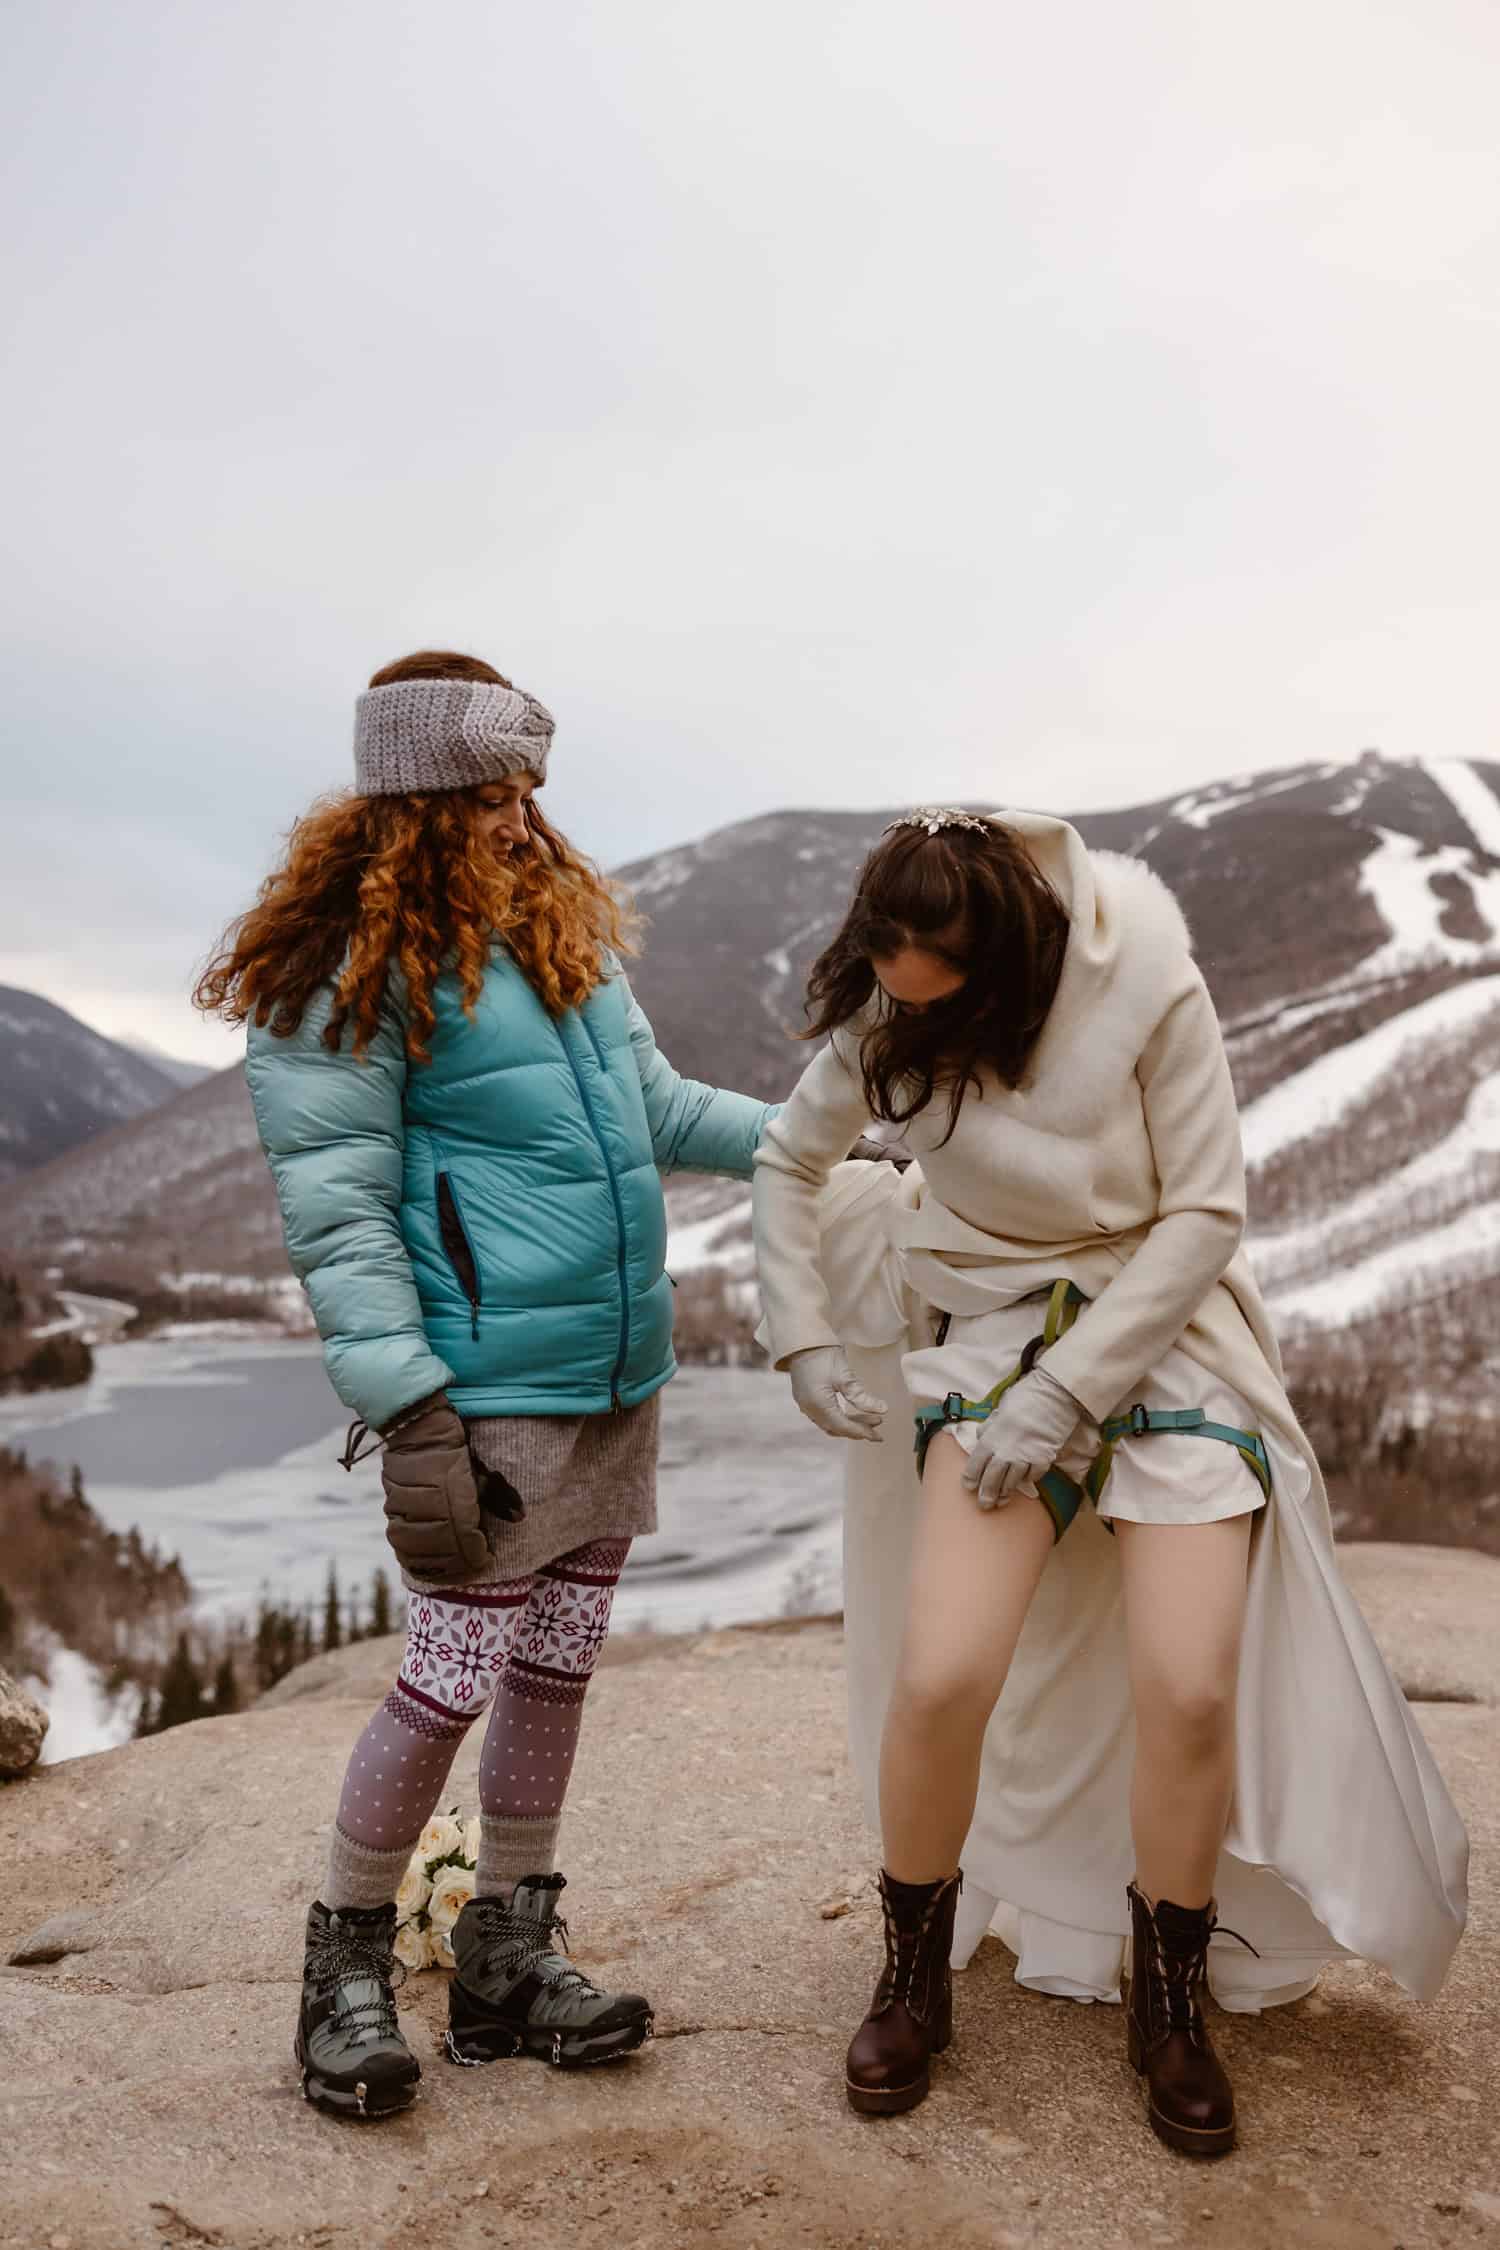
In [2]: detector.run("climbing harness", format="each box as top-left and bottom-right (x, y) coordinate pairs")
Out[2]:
(913, 1277), (1271, 1543)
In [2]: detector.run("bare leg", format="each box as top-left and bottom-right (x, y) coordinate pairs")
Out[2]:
(878, 1434), (1057, 1882)
(1116, 1515), (1253, 1908)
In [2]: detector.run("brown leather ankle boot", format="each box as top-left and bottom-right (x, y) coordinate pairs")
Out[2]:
(845, 1869), (962, 2116)
(1125, 1881), (1255, 2157)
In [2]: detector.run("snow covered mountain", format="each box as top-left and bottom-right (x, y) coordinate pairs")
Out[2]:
(7, 747), (1500, 1533)
(620, 749), (1500, 1539)
(0, 987), (185, 1185)
(0, 1063), (288, 1287)
(617, 747), (1500, 1110)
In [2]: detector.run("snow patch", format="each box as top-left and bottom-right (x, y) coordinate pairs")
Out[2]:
(667, 1192), (755, 1276)
(1358, 828), (1500, 975)
(1327, 768), (1378, 818)
(162, 1270), (267, 1294)
(1424, 759), (1500, 859)
(1232, 985), (1373, 1044)
(627, 849), (699, 901)
(1240, 975), (1500, 1169)
(1252, 1071), (1500, 1288)
(1172, 765), (1342, 830)
(1270, 1199), (1500, 1328)
(24, 1635), (139, 1762)
(57, 1290), (137, 1342)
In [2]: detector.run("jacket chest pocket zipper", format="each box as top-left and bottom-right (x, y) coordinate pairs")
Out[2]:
(561, 1014), (630, 1409)
(436, 1172), (483, 1341)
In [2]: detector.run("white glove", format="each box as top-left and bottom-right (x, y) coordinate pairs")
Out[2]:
(960, 1364), (1087, 1510)
(787, 1346), (888, 1442)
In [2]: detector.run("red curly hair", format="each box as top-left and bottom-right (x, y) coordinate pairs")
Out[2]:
(195, 652), (635, 1062)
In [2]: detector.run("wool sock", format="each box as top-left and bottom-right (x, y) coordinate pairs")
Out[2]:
(475, 1539), (629, 1894)
(324, 1828), (421, 1913)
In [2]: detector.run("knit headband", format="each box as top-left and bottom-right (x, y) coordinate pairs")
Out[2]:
(352, 677), (555, 796)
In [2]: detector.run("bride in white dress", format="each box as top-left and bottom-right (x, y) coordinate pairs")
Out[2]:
(751, 805), (1467, 2157)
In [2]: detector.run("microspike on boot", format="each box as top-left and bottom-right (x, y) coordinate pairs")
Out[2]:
(295, 1900), (421, 2121)
(444, 1874), (654, 2069)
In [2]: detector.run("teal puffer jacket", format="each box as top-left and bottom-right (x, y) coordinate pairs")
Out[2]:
(245, 954), (773, 1428)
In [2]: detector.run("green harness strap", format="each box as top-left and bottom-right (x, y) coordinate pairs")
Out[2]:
(912, 1280), (1271, 1544)
(1086, 1405), (1272, 1506)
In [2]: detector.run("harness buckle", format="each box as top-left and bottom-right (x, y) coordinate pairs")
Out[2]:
(941, 1391), (966, 1424)
(1127, 1402), (1151, 1436)
(1018, 1333), (1047, 1375)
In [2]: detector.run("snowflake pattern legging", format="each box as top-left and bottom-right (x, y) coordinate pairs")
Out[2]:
(333, 1539), (630, 1870)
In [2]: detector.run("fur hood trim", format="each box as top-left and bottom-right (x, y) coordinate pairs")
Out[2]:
(1089, 847), (1194, 957)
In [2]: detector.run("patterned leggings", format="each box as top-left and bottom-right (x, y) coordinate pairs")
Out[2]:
(326, 1539), (629, 1906)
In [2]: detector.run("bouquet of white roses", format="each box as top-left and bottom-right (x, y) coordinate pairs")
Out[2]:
(393, 1808), (481, 1970)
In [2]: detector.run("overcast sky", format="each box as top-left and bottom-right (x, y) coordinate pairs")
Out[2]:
(4, 1), (1498, 1064)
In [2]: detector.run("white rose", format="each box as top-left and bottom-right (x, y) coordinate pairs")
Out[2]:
(416, 1813), (464, 1867)
(463, 1816), (483, 1865)
(395, 1858), (432, 1919)
(393, 1919), (434, 1971)
(427, 1862), (477, 1937)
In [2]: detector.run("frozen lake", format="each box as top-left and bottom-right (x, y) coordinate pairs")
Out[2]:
(1, 1332), (850, 1640)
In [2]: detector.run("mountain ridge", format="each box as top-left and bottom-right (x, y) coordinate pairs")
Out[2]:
(0, 985), (184, 1186)
(7, 749), (1500, 1503)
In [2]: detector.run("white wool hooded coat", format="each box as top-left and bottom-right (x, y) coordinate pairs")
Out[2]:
(753, 810), (1467, 2007)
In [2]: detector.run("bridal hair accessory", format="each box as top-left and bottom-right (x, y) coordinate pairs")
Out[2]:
(884, 807), (993, 838)
(354, 677), (554, 796)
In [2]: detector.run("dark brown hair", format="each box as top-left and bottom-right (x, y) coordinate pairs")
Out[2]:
(195, 650), (635, 1060)
(802, 819), (1069, 1141)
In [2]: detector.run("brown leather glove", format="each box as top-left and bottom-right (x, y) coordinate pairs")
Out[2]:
(378, 1394), (493, 1582)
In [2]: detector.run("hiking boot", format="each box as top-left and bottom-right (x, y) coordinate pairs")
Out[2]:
(845, 1869), (962, 2115)
(1126, 1881), (1255, 2157)
(295, 1900), (421, 2120)
(444, 1874), (654, 2068)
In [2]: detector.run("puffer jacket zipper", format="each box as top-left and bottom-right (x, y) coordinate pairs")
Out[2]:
(567, 1015), (630, 1408)
(434, 1162), (482, 1342)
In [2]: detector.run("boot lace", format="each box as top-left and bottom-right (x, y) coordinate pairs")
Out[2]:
(467, 1897), (603, 2001)
(1153, 1912), (1259, 2041)
(875, 1879), (956, 2019)
(306, 1929), (406, 2040)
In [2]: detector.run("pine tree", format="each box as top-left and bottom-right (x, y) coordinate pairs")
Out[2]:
(134, 1687), (157, 1738)
(155, 1634), (206, 1731)
(370, 1568), (393, 1638)
(322, 1563), (342, 1653)
(254, 1601), (279, 1694)
(212, 1655), (239, 1714)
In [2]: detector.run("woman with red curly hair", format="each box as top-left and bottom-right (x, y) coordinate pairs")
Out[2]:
(199, 650), (774, 2119)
